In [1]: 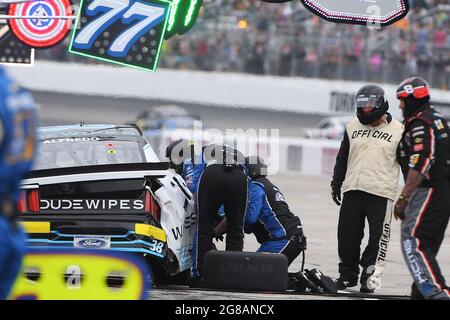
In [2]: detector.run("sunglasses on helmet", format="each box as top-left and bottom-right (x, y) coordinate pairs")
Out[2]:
(355, 96), (382, 109)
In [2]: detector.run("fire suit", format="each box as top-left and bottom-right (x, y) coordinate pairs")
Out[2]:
(397, 106), (450, 299)
(245, 178), (305, 266)
(0, 68), (38, 299)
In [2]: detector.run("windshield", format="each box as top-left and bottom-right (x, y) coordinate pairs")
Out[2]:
(34, 137), (146, 170)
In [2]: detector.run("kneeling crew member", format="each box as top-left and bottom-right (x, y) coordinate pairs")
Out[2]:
(244, 156), (306, 266)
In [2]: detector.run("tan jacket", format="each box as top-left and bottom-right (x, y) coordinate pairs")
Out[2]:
(342, 116), (403, 200)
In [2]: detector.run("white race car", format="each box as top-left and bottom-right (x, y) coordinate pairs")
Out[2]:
(305, 116), (353, 140)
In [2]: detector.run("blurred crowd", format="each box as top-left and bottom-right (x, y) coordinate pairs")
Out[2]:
(38, 0), (450, 90)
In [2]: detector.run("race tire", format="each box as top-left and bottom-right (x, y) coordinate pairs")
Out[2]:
(203, 251), (288, 292)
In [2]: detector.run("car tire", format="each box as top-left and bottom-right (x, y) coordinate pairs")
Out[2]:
(203, 251), (288, 292)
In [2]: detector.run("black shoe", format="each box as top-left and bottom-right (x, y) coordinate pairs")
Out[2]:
(335, 278), (357, 290)
(411, 283), (425, 300)
(360, 282), (375, 294)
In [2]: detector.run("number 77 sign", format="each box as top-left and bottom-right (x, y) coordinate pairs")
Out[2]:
(68, 0), (170, 71)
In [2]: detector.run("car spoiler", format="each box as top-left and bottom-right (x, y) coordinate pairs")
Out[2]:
(21, 162), (170, 186)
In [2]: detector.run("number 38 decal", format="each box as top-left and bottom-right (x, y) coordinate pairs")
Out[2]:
(69, 0), (170, 71)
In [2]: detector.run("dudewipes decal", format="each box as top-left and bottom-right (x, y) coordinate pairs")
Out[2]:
(300, 0), (409, 26)
(40, 199), (145, 211)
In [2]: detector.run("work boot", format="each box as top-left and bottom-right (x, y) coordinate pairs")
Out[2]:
(360, 268), (376, 293)
(360, 281), (375, 293)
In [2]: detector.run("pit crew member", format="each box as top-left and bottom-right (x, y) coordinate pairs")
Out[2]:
(395, 77), (450, 300)
(243, 156), (306, 265)
(190, 144), (248, 283)
(0, 68), (38, 299)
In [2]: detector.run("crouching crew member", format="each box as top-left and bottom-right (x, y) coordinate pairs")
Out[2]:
(190, 144), (248, 282)
(244, 156), (306, 265)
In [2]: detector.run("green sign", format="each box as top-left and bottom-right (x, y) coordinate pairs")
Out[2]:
(165, 0), (202, 39)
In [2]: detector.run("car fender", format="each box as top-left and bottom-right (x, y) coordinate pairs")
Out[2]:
(154, 174), (196, 273)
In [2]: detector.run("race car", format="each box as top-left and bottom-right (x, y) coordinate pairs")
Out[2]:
(304, 116), (353, 140)
(18, 124), (196, 285)
(133, 105), (202, 158)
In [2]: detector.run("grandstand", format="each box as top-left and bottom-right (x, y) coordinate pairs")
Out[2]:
(37, 0), (450, 90)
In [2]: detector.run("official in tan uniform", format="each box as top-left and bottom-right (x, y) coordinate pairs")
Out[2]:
(331, 85), (403, 293)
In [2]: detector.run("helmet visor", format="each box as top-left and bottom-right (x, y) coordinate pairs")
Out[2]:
(355, 96), (381, 109)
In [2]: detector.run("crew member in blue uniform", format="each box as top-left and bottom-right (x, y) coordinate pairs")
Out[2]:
(189, 143), (248, 283)
(212, 156), (306, 266)
(243, 156), (306, 265)
(0, 67), (38, 299)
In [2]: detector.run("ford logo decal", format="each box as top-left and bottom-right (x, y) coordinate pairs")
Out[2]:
(76, 239), (108, 248)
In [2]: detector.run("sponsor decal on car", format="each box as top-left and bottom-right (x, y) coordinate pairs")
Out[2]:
(74, 236), (111, 249)
(40, 199), (145, 211)
(43, 137), (101, 144)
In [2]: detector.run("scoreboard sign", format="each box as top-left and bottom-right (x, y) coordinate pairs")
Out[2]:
(69, 0), (170, 71)
(300, 0), (409, 27)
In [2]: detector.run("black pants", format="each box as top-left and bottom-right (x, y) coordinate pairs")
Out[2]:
(194, 164), (248, 277)
(258, 234), (304, 266)
(338, 190), (393, 284)
(401, 186), (450, 299)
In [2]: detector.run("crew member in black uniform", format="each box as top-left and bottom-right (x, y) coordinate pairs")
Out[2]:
(190, 144), (248, 282)
(395, 77), (450, 300)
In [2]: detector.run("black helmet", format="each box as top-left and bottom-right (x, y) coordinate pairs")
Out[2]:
(355, 85), (389, 125)
(245, 156), (268, 180)
(165, 139), (191, 175)
(202, 143), (245, 166)
(396, 77), (430, 119)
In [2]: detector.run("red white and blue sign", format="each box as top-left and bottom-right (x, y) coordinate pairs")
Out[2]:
(8, 0), (73, 48)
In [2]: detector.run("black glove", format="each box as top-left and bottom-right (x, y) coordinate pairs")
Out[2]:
(214, 234), (224, 242)
(331, 182), (341, 206)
